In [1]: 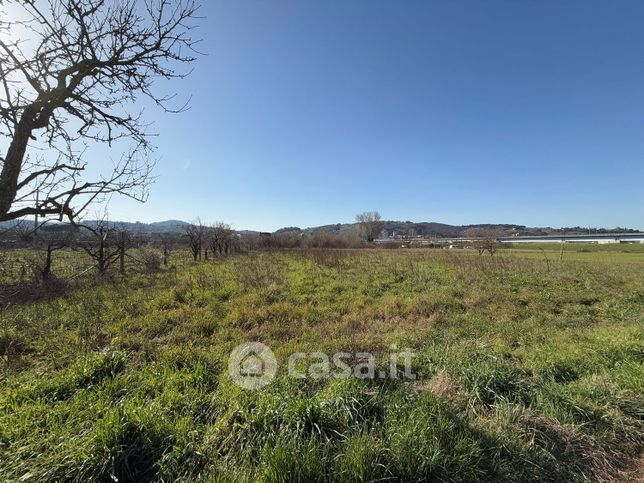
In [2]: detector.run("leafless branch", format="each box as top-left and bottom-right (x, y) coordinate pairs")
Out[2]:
(0, 0), (201, 222)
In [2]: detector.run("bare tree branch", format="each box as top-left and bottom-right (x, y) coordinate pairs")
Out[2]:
(0, 0), (201, 222)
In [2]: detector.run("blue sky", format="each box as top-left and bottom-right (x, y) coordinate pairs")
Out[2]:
(106, 0), (644, 231)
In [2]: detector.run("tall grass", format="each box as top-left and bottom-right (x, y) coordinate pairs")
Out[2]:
(0, 248), (642, 480)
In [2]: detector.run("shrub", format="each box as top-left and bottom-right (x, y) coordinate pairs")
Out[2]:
(138, 248), (162, 272)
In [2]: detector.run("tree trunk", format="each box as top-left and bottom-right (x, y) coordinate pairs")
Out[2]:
(42, 244), (53, 281)
(0, 107), (37, 219)
(119, 232), (126, 275)
(98, 239), (106, 274)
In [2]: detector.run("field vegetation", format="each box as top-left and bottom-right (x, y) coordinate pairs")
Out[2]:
(0, 245), (642, 481)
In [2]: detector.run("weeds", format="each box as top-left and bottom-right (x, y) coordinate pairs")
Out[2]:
(0, 247), (642, 480)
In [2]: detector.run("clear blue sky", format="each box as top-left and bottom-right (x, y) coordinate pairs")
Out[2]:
(107, 0), (644, 231)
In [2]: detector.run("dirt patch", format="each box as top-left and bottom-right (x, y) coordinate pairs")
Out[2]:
(0, 278), (70, 307)
(417, 370), (463, 403)
(613, 452), (644, 482)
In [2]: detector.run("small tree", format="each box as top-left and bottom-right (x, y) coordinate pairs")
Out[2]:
(29, 229), (75, 282)
(185, 219), (204, 261)
(356, 211), (385, 242)
(160, 234), (179, 267)
(137, 247), (162, 272)
(77, 218), (123, 275)
(476, 238), (498, 256)
(214, 222), (234, 256)
(206, 222), (234, 257)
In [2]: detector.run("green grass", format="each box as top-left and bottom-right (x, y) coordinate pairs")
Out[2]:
(0, 248), (642, 481)
(501, 242), (644, 264)
(503, 242), (644, 253)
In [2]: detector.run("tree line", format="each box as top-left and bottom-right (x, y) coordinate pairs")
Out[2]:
(0, 210), (392, 285)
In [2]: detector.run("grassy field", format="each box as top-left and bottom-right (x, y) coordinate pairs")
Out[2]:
(0, 247), (642, 481)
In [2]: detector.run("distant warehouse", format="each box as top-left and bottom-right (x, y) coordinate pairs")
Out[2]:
(498, 233), (644, 244)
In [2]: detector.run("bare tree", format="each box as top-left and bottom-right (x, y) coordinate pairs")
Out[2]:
(185, 219), (204, 261)
(77, 217), (123, 274)
(0, 0), (200, 223)
(160, 233), (178, 267)
(476, 238), (498, 256)
(356, 211), (384, 243)
(14, 226), (73, 284)
(206, 225), (218, 258)
(208, 222), (234, 257)
(30, 228), (76, 282)
(218, 222), (234, 255)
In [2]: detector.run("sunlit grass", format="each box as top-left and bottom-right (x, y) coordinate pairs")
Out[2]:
(0, 248), (642, 480)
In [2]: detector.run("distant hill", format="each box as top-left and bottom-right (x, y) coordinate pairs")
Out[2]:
(292, 221), (640, 238)
(38, 219), (191, 234)
(0, 219), (190, 234)
(0, 218), (639, 237)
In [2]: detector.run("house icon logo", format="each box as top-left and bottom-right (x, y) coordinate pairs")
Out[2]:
(228, 342), (277, 389)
